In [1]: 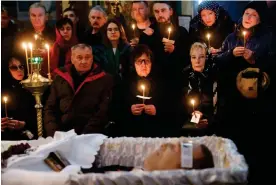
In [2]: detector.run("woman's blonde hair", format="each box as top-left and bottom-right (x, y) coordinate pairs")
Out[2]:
(190, 42), (207, 56)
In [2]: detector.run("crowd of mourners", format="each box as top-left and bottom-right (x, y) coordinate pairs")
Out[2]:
(1, 1), (276, 183)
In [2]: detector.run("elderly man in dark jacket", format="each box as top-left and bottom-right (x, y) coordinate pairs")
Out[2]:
(44, 44), (113, 137)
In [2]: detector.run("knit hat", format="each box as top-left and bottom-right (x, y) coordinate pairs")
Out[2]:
(198, 1), (220, 19)
(243, 1), (268, 23)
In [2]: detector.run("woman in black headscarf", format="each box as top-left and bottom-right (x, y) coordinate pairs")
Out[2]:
(118, 44), (176, 137)
(1, 56), (37, 140)
(189, 1), (235, 55)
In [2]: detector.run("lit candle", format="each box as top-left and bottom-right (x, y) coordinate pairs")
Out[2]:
(191, 99), (195, 113)
(3, 96), (8, 117)
(168, 27), (172, 40)
(28, 43), (33, 75)
(34, 34), (38, 40)
(242, 31), (247, 48)
(22, 42), (30, 76)
(45, 44), (51, 80)
(206, 33), (211, 48)
(132, 24), (136, 38)
(141, 84), (145, 104)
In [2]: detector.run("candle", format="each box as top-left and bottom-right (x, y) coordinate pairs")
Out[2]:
(28, 43), (33, 75)
(141, 84), (145, 104)
(3, 96), (8, 117)
(45, 44), (51, 80)
(191, 99), (195, 114)
(34, 34), (38, 40)
(242, 31), (247, 48)
(22, 43), (30, 76)
(168, 27), (172, 40)
(132, 24), (136, 38)
(206, 33), (211, 48)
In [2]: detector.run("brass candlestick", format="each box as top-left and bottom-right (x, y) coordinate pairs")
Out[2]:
(21, 40), (52, 137)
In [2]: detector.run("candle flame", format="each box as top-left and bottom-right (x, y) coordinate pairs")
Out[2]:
(206, 33), (210, 39)
(28, 43), (33, 49)
(243, 31), (247, 36)
(22, 42), (27, 49)
(34, 34), (38, 40)
(45, 43), (49, 50)
(191, 99), (195, 105)
(141, 84), (145, 90)
(3, 96), (8, 103)
(168, 27), (171, 33)
(132, 24), (135, 30)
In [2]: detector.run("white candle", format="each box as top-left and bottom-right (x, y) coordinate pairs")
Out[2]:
(22, 43), (29, 76)
(141, 84), (145, 104)
(132, 24), (136, 38)
(191, 99), (195, 113)
(206, 33), (211, 48)
(242, 31), (247, 48)
(28, 43), (33, 75)
(3, 96), (8, 117)
(45, 44), (51, 80)
(168, 27), (172, 40)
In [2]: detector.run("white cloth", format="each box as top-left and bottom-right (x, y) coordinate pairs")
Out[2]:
(4, 130), (107, 173)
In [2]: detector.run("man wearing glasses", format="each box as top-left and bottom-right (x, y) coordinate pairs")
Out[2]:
(44, 44), (113, 136)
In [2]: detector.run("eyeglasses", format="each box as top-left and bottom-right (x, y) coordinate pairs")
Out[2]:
(107, 27), (119, 32)
(9, 65), (24, 71)
(135, 59), (151, 66)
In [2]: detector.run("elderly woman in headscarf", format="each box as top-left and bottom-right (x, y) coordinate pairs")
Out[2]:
(189, 1), (234, 55)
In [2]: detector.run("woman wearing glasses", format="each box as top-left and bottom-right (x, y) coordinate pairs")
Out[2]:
(117, 44), (170, 137)
(1, 56), (37, 140)
(93, 19), (132, 81)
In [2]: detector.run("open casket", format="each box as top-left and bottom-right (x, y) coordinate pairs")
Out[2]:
(2, 135), (248, 185)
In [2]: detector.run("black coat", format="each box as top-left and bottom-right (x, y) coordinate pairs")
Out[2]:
(44, 64), (113, 136)
(179, 63), (217, 136)
(118, 72), (176, 137)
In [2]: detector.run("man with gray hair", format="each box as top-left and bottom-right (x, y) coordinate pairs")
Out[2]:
(81, 5), (107, 47)
(13, 2), (55, 74)
(44, 43), (113, 136)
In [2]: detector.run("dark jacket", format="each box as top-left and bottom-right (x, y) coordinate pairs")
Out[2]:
(139, 22), (190, 79)
(81, 27), (103, 48)
(180, 63), (217, 135)
(215, 23), (275, 137)
(44, 64), (113, 136)
(1, 72), (37, 140)
(93, 43), (132, 83)
(216, 23), (274, 102)
(189, 6), (235, 49)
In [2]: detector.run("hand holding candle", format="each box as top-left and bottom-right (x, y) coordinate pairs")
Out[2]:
(45, 44), (51, 80)
(3, 96), (8, 118)
(22, 43), (30, 76)
(242, 31), (247, 48)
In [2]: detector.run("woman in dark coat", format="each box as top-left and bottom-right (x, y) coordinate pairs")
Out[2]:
(93, 19), (132, 82)
(215, 2), (275, 183)
(189, 1), (234, 55)
(180, 42), (217, 137)
(118, 45), (171, 137)
(1, 56), (37, 140)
